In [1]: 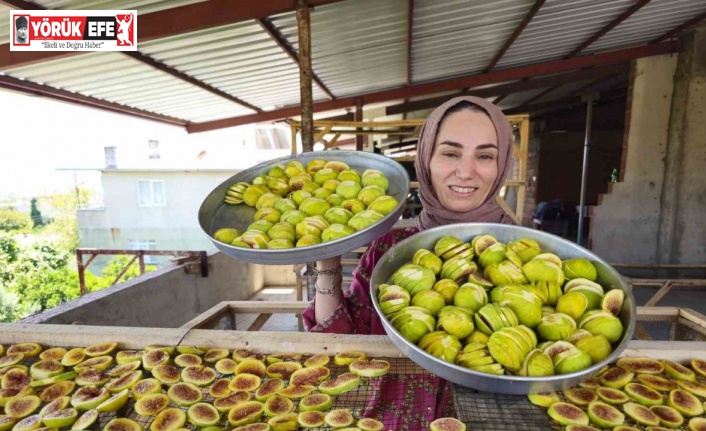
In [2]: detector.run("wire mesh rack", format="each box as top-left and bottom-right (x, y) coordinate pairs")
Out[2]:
(10, 352), (454, 431)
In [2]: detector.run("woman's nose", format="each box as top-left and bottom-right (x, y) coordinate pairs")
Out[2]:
(455, 157), (477, 179)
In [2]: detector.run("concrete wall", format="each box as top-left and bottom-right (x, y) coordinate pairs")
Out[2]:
(593, 27), (706, 263)
(592, 55), (676, 263)
(22, 251), (295, 327)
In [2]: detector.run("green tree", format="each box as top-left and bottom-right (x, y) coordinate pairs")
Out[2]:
(0, 286), (19, 322)
(0, 207), (32, 232)
(45, 187), (93, 252)
(30, 198), (44, 227)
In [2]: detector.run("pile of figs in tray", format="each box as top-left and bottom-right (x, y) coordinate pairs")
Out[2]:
(377, 233), (625, 377)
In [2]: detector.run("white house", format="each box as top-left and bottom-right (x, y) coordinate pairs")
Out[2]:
(68, 125), (292, 271)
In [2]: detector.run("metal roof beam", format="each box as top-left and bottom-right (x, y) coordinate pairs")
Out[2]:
(0, 0), (346, 70)
(0, 0), (42, 9)
(501, 0), (651, 107)
(122, 52), (261, 112)
(257, 18), (334, 100)
(0, 74), (187, 126)
(505, 87), (628, 116)
(187, 42), (676, 133)
(384, 64), (626, 116)
(485, 0), (546, 73)
(566, 0), (652, 58)
(651, 10), (706, 44)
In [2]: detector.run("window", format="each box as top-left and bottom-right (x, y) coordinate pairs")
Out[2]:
(128, 239), (158, 264)
(138, 180), (166, 206)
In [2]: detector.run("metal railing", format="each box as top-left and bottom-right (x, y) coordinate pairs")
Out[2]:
(76, 249), (208, 295)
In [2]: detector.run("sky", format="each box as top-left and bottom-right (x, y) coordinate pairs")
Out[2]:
(0, 90), (291, 199)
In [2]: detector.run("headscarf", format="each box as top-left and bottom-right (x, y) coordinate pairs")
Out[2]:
(414, 95), (516, 229)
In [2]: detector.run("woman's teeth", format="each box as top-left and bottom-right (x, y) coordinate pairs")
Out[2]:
(450, 186), (476, 193)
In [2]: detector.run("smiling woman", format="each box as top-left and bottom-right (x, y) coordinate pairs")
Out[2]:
(307, 95), (516, 333)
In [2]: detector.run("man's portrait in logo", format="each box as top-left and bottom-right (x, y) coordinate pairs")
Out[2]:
(15, 15), (29, 45)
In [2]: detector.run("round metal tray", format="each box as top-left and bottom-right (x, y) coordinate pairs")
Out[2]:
(199, 150), (410, 265)
(370, 223), (636, 395)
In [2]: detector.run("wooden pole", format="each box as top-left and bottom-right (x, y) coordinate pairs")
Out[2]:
(297, 0), (316, 299)
(297, 0), (314, 153)
(355, 98), (364, 151)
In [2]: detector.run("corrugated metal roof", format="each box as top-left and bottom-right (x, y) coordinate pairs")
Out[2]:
(5, 52), (254, 122)
(0, 0), (206, 45)
(412, 0), (537, 82)
(586, 0), (706, 53)
(496, 0), (636, 69)
(139, 21), (326, 110)
(1, 0), (705, 125)
(269, 0), (408, 97)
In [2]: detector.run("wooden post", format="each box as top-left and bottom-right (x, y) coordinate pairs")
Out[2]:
(355, 98), (364, 151)
(297, 0), (314, 153)
(76, 249), (86, 296)
(138, 250), (145, 275)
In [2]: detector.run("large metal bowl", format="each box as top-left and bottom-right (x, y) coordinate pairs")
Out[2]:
(370, 223), (635, 394)
(199, 151), (410, 265)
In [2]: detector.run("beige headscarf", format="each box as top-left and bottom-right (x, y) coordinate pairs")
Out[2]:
(414, 95), (516, 230)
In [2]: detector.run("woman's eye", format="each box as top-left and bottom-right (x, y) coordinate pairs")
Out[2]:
(478, 154), (495, 161)
(442, 152), (458, 159)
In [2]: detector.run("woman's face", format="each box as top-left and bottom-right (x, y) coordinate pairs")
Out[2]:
(429, 109), (499, 213)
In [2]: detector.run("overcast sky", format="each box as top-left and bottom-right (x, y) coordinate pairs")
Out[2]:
(0, 90), (290, 199)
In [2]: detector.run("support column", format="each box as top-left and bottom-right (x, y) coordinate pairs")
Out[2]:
(355, 98), (364, 151)
(657, 26), (706, 264)
(297, 0), (314, 153)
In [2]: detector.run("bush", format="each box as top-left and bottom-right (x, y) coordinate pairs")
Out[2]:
(0, 208), (32, 232)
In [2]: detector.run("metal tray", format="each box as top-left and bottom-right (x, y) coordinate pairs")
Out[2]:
(370, 223), (636, 395)
(199, 150), (410, 265)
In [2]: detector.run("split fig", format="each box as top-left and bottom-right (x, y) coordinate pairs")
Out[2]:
(303, 354), (329, 368)
(105, 418), (144, 431)
(324, 409), (354, 428)
(187, 403), (220, 427)
(263, 395), (294, 416)
(638, 374), (677, 392)
(547, 402), (589, 426)
(150, 408), (186, 431)
(67, 409), (98, 430)
(601, 289), (624, 316)
(349, 360), (390, 377)
(41, 408), (78, 428)
(266, 362), (302, 380)
(6, 396), (41, 418)
(586, 401), (625, 428)
(132, 378), (162, 399)
(213, 391), (252, 412)
(624, 383), (663, 406)
(563, 388), (597, 406)
(663, 360), (696, 382)
(527, 392), (560, 408)
(181, 365), (217, 387)
(599, 367), (634, 389)
(268, 413), (298, 431)
(275, 385), (315, 400)
(228, 401), (265, 427)
(667, 389), (704, 417)
(134, 393), (170, 416)
(70, 387), (110, 411)
(95, 388), (130, 412)
(298, 411), (325, 428)
(298, 394), (332, 412)
(255, 379), (285, 402)
(623, 402), (660, 426)
(229, 373), (261, 392)
(429, 417), (466, 431)
(617, 357), (665, 374)
(318, 373), (360, 395)
(595, 387), (629, 405)
(649, 405), (684, 428)
(167, 382), (203, 406)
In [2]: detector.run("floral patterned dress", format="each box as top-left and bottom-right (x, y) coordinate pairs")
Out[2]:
(302, 227), (456, 431)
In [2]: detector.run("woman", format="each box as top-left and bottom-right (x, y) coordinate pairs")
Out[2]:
(301, 96), (516, 429)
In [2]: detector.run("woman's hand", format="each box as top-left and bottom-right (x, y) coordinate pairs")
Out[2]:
(314, 255), (343, 324)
